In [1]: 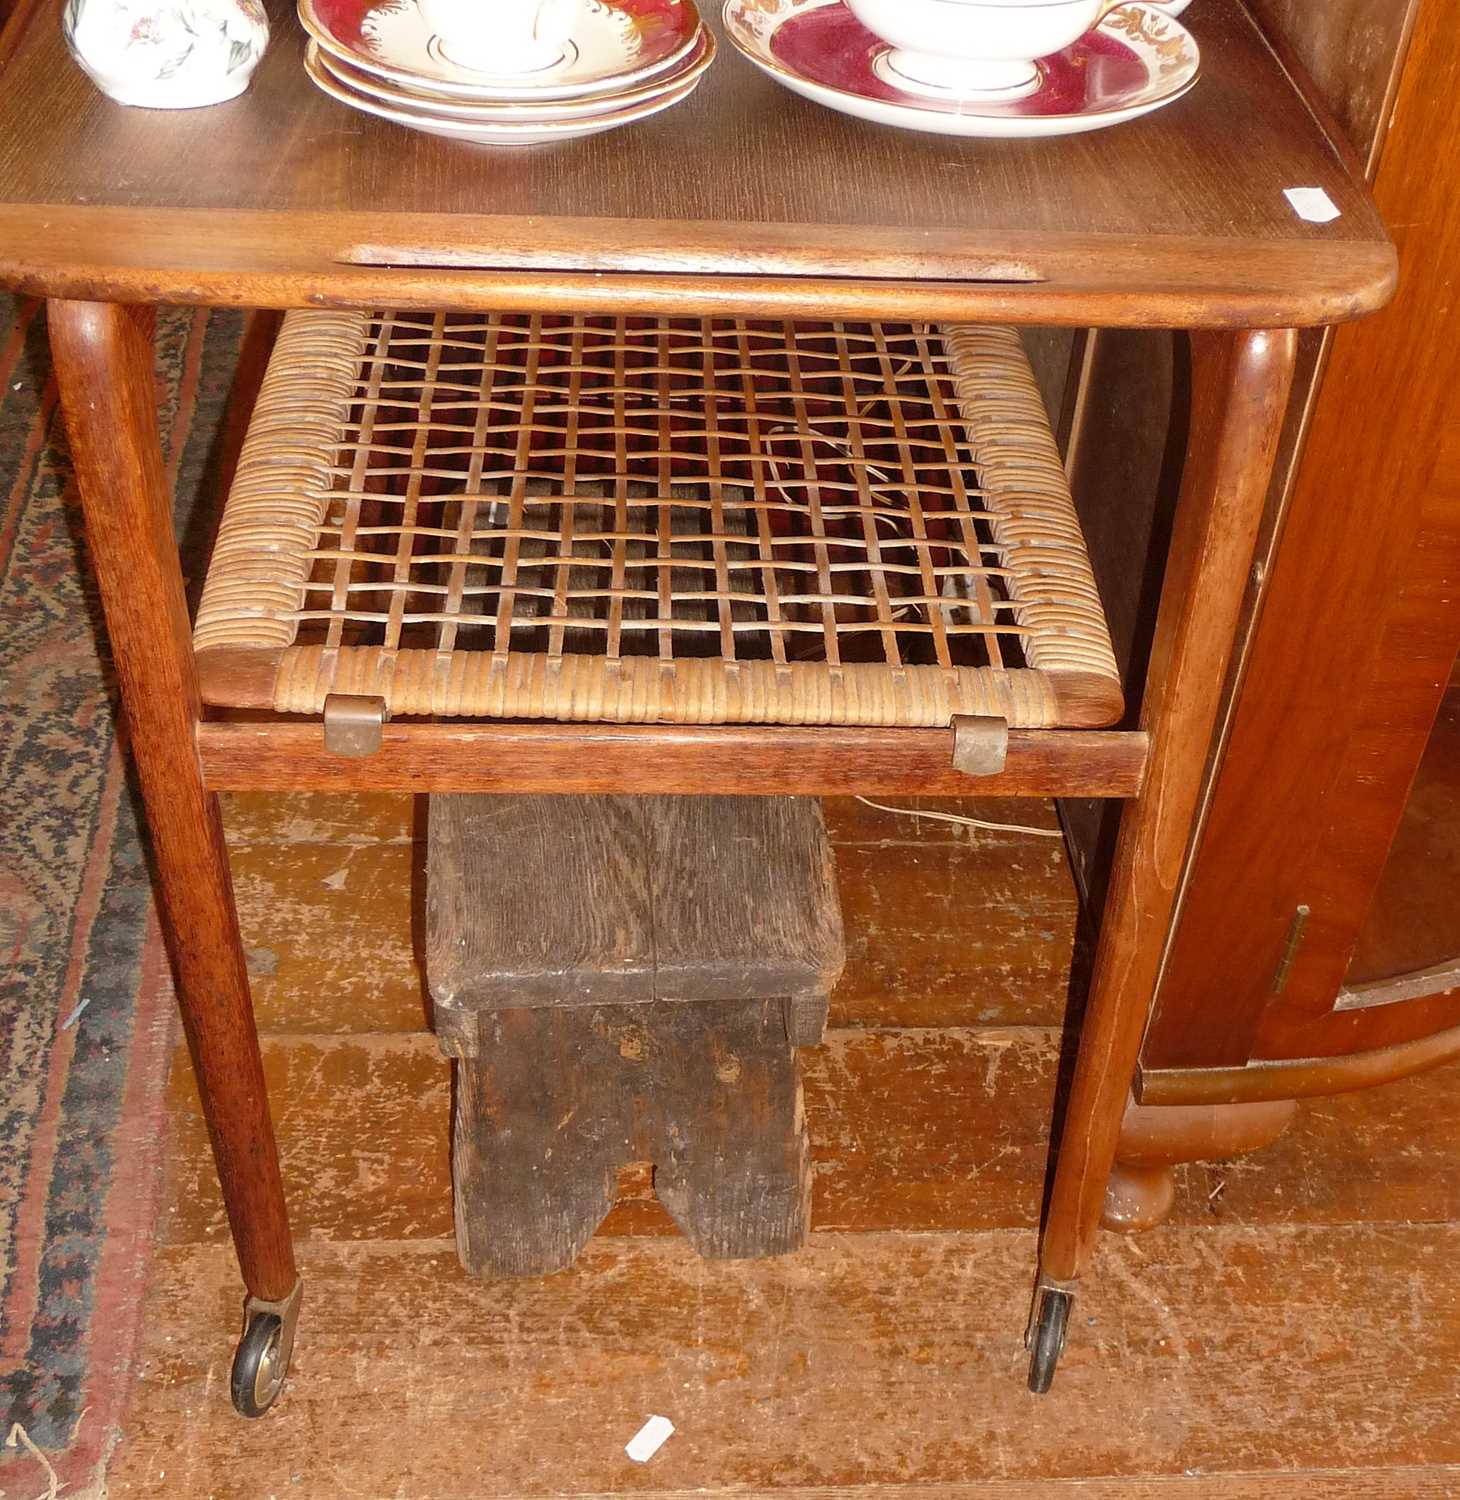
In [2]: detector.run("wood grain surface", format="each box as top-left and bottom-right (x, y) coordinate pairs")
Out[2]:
(1057, 326), (1181, 906)
(1038, 327), (1298, 1284)
(159, 1030), (1460, 1244)
(229, 839), (433, 1033)
(1022, 0), (1420, 919)
(427, 795), (842, 1018)
(650, 796), (843, 1003)
(48, 299), (297, 1303)
(832, 835), (1075, 1028)
(1348, 688), (1460, 984)
(1142, 0), (1460, 1077)
(199, 722), (1149, 797)
(428, 793), (835, 1271)
(0, 0), (1393, 321)
(101, 778), (1460, 1494)
(429, 795), (657, 1012)
(111, 1226), (1460, 1497)
(1245, 0), (1420, 171)
(219, 791), (1075, 1034)
(451, 1001), (812, 1273)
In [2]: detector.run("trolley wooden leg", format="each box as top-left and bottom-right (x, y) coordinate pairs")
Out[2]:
(50, 300), (300, 1415)
(1029, 327), (1298, 1392)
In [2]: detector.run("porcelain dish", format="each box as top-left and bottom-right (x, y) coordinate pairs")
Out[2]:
(722, 0), (1200, 138)
(313, 25), (714, 114)
(299, 0), (702, 98)
(303, 38), (702, 138)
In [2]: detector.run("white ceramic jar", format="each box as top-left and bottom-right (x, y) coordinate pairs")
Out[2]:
(63, 0), (270, 108)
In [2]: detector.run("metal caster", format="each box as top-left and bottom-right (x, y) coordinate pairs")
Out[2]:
(1025, 1284), (1072, 1395)
(230, 1280), (302, 1418)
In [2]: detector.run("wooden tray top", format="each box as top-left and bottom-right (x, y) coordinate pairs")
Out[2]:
(0, 0), (1393, 323)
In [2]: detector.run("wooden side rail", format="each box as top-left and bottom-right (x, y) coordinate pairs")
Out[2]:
(197, 721), (1148, 797)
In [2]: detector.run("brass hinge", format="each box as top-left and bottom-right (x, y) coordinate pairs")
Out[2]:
(950, 714), (1010, 776)
(322, 693), (388, 757)
(1272, 904), (1310, 994)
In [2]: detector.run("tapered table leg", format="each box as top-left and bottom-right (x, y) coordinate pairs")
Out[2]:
(49, 301), (299, 1411)
(1028, 327), (1298, 1391)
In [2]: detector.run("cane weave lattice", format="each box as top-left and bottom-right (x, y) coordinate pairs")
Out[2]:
(194, 310), (1121, 727)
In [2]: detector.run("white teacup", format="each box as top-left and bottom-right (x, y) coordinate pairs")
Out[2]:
(417, 0), (582, 74)
(846, 0), (1125, 98)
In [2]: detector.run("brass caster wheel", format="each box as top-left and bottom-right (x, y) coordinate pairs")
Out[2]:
(1026, 1286), (1072, 1395)
(230, 1280), (303, 1419)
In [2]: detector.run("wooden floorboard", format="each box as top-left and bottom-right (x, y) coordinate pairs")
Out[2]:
(159, 1029), (1460, 1243)
(103, 788), (1460, 1496)
(229, 839), (432, 1033)
(109, 1227), (1460, 1498)
(223, 793), (1076, 1033)
(113, 1476), (1460, 1500)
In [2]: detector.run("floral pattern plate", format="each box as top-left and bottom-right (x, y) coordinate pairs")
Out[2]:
(723, 0), (1200, 138)
(313, 25), (713, 113)
(302, 34), (704, 138)
(300, 0), (702, 99)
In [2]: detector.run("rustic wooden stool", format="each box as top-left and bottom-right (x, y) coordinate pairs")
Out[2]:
(426, 793), (844, 1277)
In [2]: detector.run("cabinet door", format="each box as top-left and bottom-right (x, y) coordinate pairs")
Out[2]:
(1342, 681), (1460, 1004)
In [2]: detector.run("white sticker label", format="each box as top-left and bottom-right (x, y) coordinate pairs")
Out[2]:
(1284, 187), (1341, 224)
(625, 1415), (675, 1463)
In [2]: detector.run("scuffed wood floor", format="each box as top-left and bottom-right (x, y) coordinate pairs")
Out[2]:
(109, 794), (1460, 1498)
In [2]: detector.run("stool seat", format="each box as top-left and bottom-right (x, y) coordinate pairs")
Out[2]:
(427, 794), (845, 1054)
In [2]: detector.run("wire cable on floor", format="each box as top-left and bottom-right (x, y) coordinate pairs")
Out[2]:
(853, 796), (1065, 839)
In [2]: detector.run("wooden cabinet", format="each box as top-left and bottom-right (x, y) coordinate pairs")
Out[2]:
(1143, 0), (1460, 1090)
(1067, 0), (1460, 1224)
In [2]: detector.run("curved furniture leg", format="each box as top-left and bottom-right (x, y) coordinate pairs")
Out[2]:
(1101, 1095), (1298, 1232)
(1029, 327), (1298, 1391)
(49, 300), (299, 1414)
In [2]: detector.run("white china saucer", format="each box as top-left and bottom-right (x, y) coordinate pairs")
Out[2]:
(299, 0), (702, 99)
(722, 0), (1200, 139)
(302, 33), (704, 140)
(313, 25), (714, 115)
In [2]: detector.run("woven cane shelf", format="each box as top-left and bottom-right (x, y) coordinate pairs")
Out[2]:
(194, 311), (1122, 729)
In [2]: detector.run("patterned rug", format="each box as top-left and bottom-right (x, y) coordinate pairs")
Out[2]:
(0, 296), (244, 1496)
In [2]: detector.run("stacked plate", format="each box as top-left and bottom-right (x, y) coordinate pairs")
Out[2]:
(299, 0), (713, 145)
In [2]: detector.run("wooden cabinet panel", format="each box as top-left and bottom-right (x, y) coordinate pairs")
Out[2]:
(1243, 0), (1417, 171)
(1141, 0), (1460, 1092)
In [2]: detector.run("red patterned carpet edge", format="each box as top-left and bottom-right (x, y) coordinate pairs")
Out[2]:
(0, 297), (245, 1497)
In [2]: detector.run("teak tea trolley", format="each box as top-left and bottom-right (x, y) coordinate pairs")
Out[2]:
(0, 0), (1394, 1411)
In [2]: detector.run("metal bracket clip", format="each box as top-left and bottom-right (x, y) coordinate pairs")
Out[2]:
(322, 694), (388, 757)
(950, 714), (1010, 776)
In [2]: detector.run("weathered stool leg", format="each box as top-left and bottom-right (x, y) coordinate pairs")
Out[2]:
(50, 301), (299, 1417)
(652, 1000), (812, 1259)
(453, 1010), (631, 1278)
(784, 989), (831, 1046)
